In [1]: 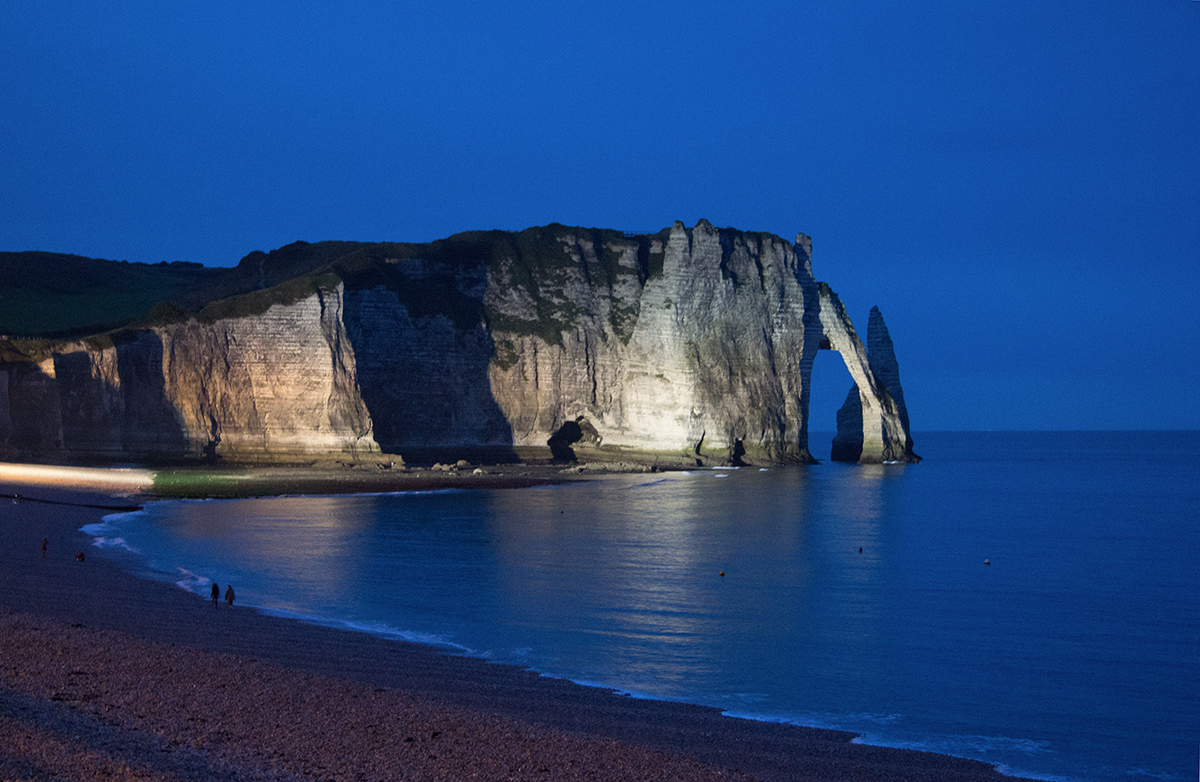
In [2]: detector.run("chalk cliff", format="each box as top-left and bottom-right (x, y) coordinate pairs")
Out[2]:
(831, 306), (919, 463)
(1, 286), (376, 459)
(0, 221), (917, 465)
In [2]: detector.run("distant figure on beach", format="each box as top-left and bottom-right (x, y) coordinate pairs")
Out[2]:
(225, 585), (235, 608)
(211, 582), (220, 609)
(42, 538), (48, 558)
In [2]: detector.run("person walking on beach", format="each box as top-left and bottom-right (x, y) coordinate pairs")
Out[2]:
(224, 585), (235, 609)
(211, 582), (220, 609)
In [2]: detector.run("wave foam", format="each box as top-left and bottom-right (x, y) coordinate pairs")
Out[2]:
(849, 731), (1053, 757)
(173, 568), (211, 594)
(89, 536), (139, 553)
(82, 510), (147, 553)
(248, 608), (476, 656)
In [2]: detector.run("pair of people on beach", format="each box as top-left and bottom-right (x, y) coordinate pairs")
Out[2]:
(42, 537), (86, 561)
(210, 582), (234, 609)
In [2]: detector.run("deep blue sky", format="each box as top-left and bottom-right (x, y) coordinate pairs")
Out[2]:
(3, 1), (1197, 430)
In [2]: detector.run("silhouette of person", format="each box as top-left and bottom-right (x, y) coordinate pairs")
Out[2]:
(211, 582), (220, 609)
(42, 538), (48, 558)
(224, 585), (235, 609)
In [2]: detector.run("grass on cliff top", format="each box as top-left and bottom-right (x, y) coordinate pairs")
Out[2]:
(317, 225), (653, 346)
(0, 252), (227, 337)
(328, 244), (488, 332)
(0, 338), (55, 364)
(0, 242), (367, 337)
(196, 272), (345, 323)
(480, 225), (651, 346)
(4, 224), (791, 346)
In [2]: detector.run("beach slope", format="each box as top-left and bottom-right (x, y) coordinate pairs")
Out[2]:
(1, 468), (1033, 782)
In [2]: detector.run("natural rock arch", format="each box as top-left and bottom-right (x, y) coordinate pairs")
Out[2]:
(824, 306), (919, 464)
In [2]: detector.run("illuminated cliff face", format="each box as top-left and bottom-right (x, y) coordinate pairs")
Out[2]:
(0, 222), (916, 465)
(470, 220), (915, 465)
(477, 220), (826, 463)
(831, 306), (920, 464)
(0, 286), (376, 460)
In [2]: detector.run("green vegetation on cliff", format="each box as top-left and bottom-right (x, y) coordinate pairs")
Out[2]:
(0, 252), (225, 336)
(197, 272), (345, 323)
(3, 225), (684, 343)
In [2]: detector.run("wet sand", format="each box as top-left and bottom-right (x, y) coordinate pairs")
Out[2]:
(0, 466), (1036, 781)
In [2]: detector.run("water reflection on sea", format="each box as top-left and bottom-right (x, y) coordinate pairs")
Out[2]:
(89, 432), (1200, 782)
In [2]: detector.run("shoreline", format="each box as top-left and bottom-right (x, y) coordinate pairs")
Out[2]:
(1, 459), (599, 501)
(0, 466), (1037, 782)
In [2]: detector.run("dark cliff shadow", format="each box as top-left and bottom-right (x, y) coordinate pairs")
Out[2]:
(114, 332), (189, 457)
(53, 351), (125, 455)
(341, 283), (519, 466)
(1, 361), (64, 455)
(3, 337), (191, 463)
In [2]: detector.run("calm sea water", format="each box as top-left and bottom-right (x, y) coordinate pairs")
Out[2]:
(86, 432), (1199, 782)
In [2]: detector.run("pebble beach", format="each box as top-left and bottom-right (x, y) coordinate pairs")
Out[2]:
(0, 464), (1036, 782)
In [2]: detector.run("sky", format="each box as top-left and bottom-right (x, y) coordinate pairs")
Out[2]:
(2, 0), (1197, 431)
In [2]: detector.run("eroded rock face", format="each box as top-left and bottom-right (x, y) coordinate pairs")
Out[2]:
(0, 370), (11, 452)
(478, 221), (823, 463)
(476, 221), (915, 465)
(155, 286), (376, 457)
(0, 222), (915, 465)
(1, 284), (375, 460)
(831, 306), (920, 463)
(1, 358), (63, 455)
(343, 287), (512, 452)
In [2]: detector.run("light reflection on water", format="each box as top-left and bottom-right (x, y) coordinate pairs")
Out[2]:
(90, 434), (1200, 782)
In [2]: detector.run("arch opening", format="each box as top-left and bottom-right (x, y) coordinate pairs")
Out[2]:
(809, 348), (856, 460)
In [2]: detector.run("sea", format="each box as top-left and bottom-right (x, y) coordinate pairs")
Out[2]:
(83, 431), (1199, 782)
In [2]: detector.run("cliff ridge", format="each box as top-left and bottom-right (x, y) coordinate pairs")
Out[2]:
(1, 222), (917, 466)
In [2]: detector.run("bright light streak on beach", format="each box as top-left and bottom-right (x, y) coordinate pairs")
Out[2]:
(0, 462), (154, 493)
